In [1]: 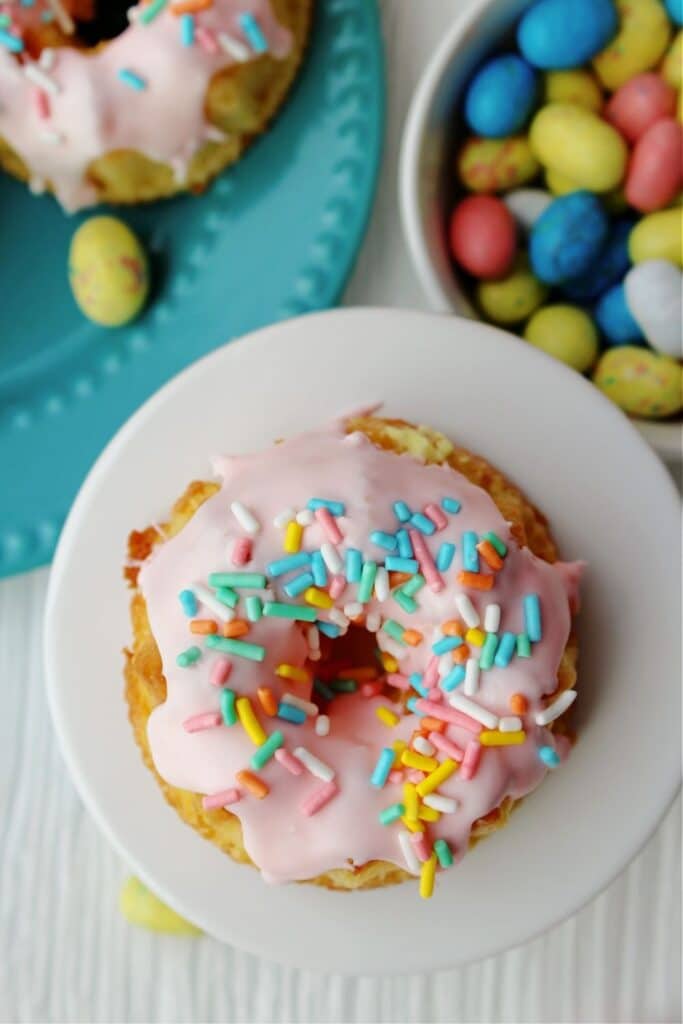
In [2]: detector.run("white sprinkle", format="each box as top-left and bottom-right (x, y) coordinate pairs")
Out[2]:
(381, 636), (407, 660)
(282, 694), (318, 717)
(398, 830), (421, 875)
(293, 746), (335, 782)
(320, 542), (343, 574)
(463, 658), (480, 696)
(218, 31), (250, 61)
(273, 507), (295, 528)
(448, 691), (498, 729)
(191, 583), (235, 623)
(39, 48), (56, 71)
(230, 501), (260, 535)
(412, 735), (435, 757)
(306, 625), (320, 651)
(47, 0), (75, 34)
(423, 793), (458, 814)
(438, 653), (452, 677)
(328, 608), (349, 629)
(315, 714), (330, 737)
(343, 601), (363, 619)
(24, 63), (60, 96)
(455, 593), (480, 628)
(374, 566), (390, 602)
(535, 689), (577, 726)
(365, 611), (381, 633)
(296, 509), (314, 526)
(484, 603), (501, 634)
(499, 716), (523, 732)
(308, 649), (321, 661)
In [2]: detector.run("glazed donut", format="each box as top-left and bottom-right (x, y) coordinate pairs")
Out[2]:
(0, 0), (312, 210)
(125, 415), (582, 898)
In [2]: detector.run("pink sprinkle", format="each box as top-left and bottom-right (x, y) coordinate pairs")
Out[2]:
(275, 748), (305, 776)
(426, 687), (442, 701)
(361, 681), (383, 698)
(210, 656), (233, 687)
(460, 740), (482, 780)
(183, 711), (222, 733)
(231, 536), (252, 566)
(388, 769), (403, 784)
(33, 87), (50, 119)
(410, 831), (432, 862)
(328, 574), (346, 599)
(387, 673), (410, 690)
(415, 699), (483, 734)
(423, 655), (440, 689)
(424, 503), (448, 531)
(430, 731), (465, 761)
(315, 506), (343, 544)
(196, 25), (218, 53)
(202, 787), (241, 810)
(301, 780), (339, 816)
(409, 529), (445, 593)
(407, 769), (425, 784)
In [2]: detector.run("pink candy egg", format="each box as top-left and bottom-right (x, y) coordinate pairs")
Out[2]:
(625, 118), (683, 212)
(604, 73), (677, 143)
(449, 196), (517, 279)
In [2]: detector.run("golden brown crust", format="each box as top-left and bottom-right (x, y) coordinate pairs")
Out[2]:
(124, 416), (579, 891)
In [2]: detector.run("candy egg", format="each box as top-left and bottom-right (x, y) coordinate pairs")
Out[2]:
(629, 208), (683, 264)
(464, 55), (538, 137)
(529, 103), (628, 192)
(593, 346), (683, 417)
(624, 259), (683, 357)
(69, 216), (149, 327)
(543, 69), (604, 112)
(604, 72), (677, 142)
(594, 282), (645, 345)
(503, 188), (553, 231)
(625, 119), (683, 212)
(449, 195), (517, 279)
(562, 215), (635, 299)
(593, 0), (672, 90)
(545, 169), (582, 195)
(660, 30), (682, 88)
(524, 305), (600, 371)
(665, 0), (683, 24)
(475, 256), (548, 323)
(530, 191), (609, 284)
(517, 0), (618, 69)
(457, 136), (540, 192)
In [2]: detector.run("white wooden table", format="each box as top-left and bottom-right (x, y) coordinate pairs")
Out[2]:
(1, 3), (680, 1021)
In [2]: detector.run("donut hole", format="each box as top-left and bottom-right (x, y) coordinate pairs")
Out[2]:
(309, 624), (391, 709)
(72, 0), (130, 45)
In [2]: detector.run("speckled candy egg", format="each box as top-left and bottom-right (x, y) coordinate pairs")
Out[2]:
(624, 259), (683, 357)
(664, 0), (683, 25)
(593, 0), (672, 90)
(69, 216), (149, 327)
(629, 208), (683, 264)
(529, 103), (628, 192)
(464, 55), (538, 137)
(593, 346), (683, 417)
(543, 69), (604, 111)
(529, 191), (609, 284)
(449, 195), (517, 279)
(594, 282), (645, 344)
(524, 304), (600, 371)
(562, 215), (635, 299)
(475, 256), (548, 323)
(625, 119), (683, 212)
(517, 0), (618, 69)
(660, 30), (683, 87)
(503, 188), (553, 231)
(457, 136), (540, 192)
(604, 72), (677, 142)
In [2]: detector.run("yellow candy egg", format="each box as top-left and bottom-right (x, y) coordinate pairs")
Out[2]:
(593, 347), (683, 418)
(529, 104), (628, 193)
(457, 136), (540, 193)
(69, 216), (149, 327)
(629, 208), (683, 265)
(119, 877), (202, 935)
(545, 169), (581, 195)
(660, 30), (683, 89)
(476, 257), (548, 324)
(524, 305), (599, 372)
(593, 0), (671, 91)
(543, 70), (604, 113)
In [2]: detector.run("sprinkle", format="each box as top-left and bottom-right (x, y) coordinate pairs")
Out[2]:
(479, 632), (499, 670)
(296, 509), (314, 526)
(214, 586), (239, 609)
(263, 602), (317, 622)
(415, 700), (482, 734)
(477, 540), (504, 571)
(411, 831), (432, 862)
(328, 608), (350, 630)
(308, 498), (345, 515)
(283, 521), (303, 553)
(231, 537), (252, 566)
(357, 561), (377, 603)
(257, 687), (278, 717)
(442, 619), (465, 637)
(459, 740), (482, 781)
(183, 711), (221, 732)
(424, 503), (448, 530)
(432, 636), (462, 655)
(376, 707), (400, 728)
(385, 556), (418, 573)
(423, 656), (440, 689)
(383, 619), (406, 644)
(433, 838), (454, 867)
(282, 693), (318, 717)
(307, 625), (320, 652)
(449, 690), (497, 728)
(329, 575), (346, 599)
(220, 688), (237, 725)
(413, 736), (435, 758)
(217, 30), (250, 60)
(462, 659), (480, 696)
(361, 681), (383, 698)
(118, 68), (147, 90)
(458, 571), (493, 591)
(221, 619), (250, 639)
(345, 548), (362, 583)
(524, 594), (542, 642)
(386, 673), (410, 691)
(202, 787), (240, 810)
(402, 815), (425, 833)
(509, 693), (528, 714)
(393, 501), (412, 523)
(480, 730), (526, 746)
(343, 601), (363, 619)
(206, 636), (266, 661)
(394, 590), (418, 615)
(401, 750), (438, 772)
(0, 27), (23, 53)
(380, 651), (399, 673)
(536, 689), (577, 726)
(494, 632), (517, 668)
(364, 613), (380, 634)
(465, 628), (485, 647)
(24, 64), (59, 96)
(170, 0), (212, 9)
(401, 573), (425, 597)
(404, 629), (425, 647)
(538, 745), (561, 767)
(483, 531), (507, 557)
(317, 621), (341, 638)
(180, 12), (194, 44)
(210, 657), (232, 687)
(398, 830), (421, 873)
(311, 552), (328, 587)
(320, 542), (343, 574)
(249, 730), (284, 770)
(192, 582), (237, 621)
(371, 748), (395, 788)
(379, 802), (405, 826)
(236, 697), (267, 745)
(330, 679), (357, 696)
(461, 531), (479, 572)
(452, 645), (469, 665)
(407, 697), (425, 716)
(440, 665), (465, 692)
(418, 804), (440, 823)
(374, 566), (390, 601)
(304, 587), (333, 610)
(267, 552), (311, 577)
(179, 589), (198, 616)
(396, 529), (413, 558)
(209, 572), (266, 589)
(301, 780), (339, 816)
(436, 542), (456, 571)
(274, 507), (296, 528)
(315, 714), (330, 736)
(499, 716), (523, 732)
(416, 758), (457, 797)
(370, 531), (397, 552)
(484, 604), (501, 634)
(411, 512), (436, 536)
(275, 664), (311, 685)
(294, 746), (335, 782)
(231, 501), (260, 535)
(441, 497), (461, 514)
(315, 506), (343, 544)
(236, 770), (269, 799)
(39, 48), (56, 69)
(176, 646), (201, 667)
(516, 633), (532, 658)
(409, 530), (444, 592)
(190, 619), (217, 635)
(429, 732), (465, 761)
(275, 748), (304, 775)
(138, 0), (168, 23)
(245, 596), (262, 622)
(409, 673), (428, 698)
(195, 25), (217, 53)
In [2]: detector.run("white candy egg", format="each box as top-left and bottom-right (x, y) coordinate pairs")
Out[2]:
(624, 259), (683, 359)
(503, 188), (553, 232)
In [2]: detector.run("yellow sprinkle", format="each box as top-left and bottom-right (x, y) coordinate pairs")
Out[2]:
(403, 782), (419, 822)
(275, 664), (310, 684)
(235, 697), (267, 747)
(283, 520), (303, 553)
(376, 706), (400, 728)
(380, 651), (399, 673)
(465, 627), (486, 647)
(304, 586), (333, 609)
(401, 750), (438, 772)
(480, 729), (526, 746)
(419, 853), (437, 899)
(416, 758), (457, 797)
(418, 804), (440, 823)
(392, 739), (407, 766)
(401, 815), (425, 833)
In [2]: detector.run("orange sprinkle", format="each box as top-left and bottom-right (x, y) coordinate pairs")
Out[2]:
(452, 643), (469, 665)
(403, 629), (424, 646)
(457, 571), (494, 591)
(170, 0), (212, 13)
(477, 540), (503, 570)
(389, 571), (412, 588)
(337, 666), (378, 681)
(420, 716), (445, 734)
(442, 619), (465, 637)
(509, 693), (528, 714)
(236, 770), (269, 799)
(189, 619), (217, 635)
(257, 687), (278, 717)
(221, 619), (250, 638)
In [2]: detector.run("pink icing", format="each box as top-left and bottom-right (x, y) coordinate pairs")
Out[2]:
(138, 422), (582, 885)
(0, 0), (292, 210)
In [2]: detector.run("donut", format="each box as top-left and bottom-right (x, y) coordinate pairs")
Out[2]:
(124, 415), (582, 898)
(0, 0), (312, 210)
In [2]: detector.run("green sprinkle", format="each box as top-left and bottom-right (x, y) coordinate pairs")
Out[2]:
(383, 619), (406, 644)
(138, 0), (168, 23)
(357, 560), (377, 603)
(400, 573), (426, 597)
(208, 572), (267, 589)
(0, 14), (10, 28)
(250, 730), (284, 770)
(483, 531), (507, 557)
(379, 802), (405, 826)
(215, 586), (239, 609)
(245, 596), (262, 622)
(330, 678), (357, 693)
(206, 636), (266, 661)
(516, 633), (532, 658)
(479, 632), (500, 671)
(394, 589), (418, 615)
(314, 678), (335, 701)
(176, 646), (201, 668)
(220, 688), (237, 725)
(263, 602), (317, 622)
(434, 838), (453, 867)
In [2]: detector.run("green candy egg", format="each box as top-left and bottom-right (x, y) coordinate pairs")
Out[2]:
(476, 257), (548, 323)
(69, 216), (149, 327)
(524, 304), (599, 372)
(593, 347), (683, 419)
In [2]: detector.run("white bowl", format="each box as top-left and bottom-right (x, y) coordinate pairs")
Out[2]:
(398, 0), (682, 462)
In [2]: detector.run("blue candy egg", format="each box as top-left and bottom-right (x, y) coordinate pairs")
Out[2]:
(464, 55), (538, 137)
(594, 282), (645, 346)
(517, 0), (618, 69)
(665, 0), (683, 25)
(562, 216), (635, 300)
(529, 191), (609, 284)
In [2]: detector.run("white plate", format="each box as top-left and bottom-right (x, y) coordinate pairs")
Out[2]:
(44, 308), (681, 974)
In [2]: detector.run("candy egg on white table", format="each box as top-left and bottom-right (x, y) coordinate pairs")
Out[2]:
(624, 260), (683, 359)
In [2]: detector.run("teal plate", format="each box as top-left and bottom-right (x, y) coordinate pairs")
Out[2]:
(0, 0), (384, 578)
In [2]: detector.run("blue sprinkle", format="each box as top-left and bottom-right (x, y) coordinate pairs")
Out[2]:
(276, 702), (306, 725)
(538, 745), (560, 768)
(494, 632), (517, 668)
(409, 673), (428, 697)
(266, 552), (311, 577)
(432, 636), (463, 655)
(180, 12), (194, 45)
(0, 29), (24, 52)
(40, 9), (54, 20)
(283, 571), (315, 598)
(524, 593), (542, 642)
(384, 556), (419, 573)
(370, 747), (395, 788)
(407, 696), (425, 716)
(441, 497), (462, 514)
(441, 665), (466, 692)
(238, 11), (268, 52)
(311, 551), (327, 587)
(436, 542), (456, 571)
(396, 529), (413, 559)
(370, 531), (397, 552)
(393, 500), (412, 523)
(345, 548), (362, 583)
(307, 498), (345, 516)
(462, 531), (479, 572)
(178, 589), (198, 617)
(117, 68), (147, 91)
(411, 512), (436, 536)
(317, 621), (341, 639)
